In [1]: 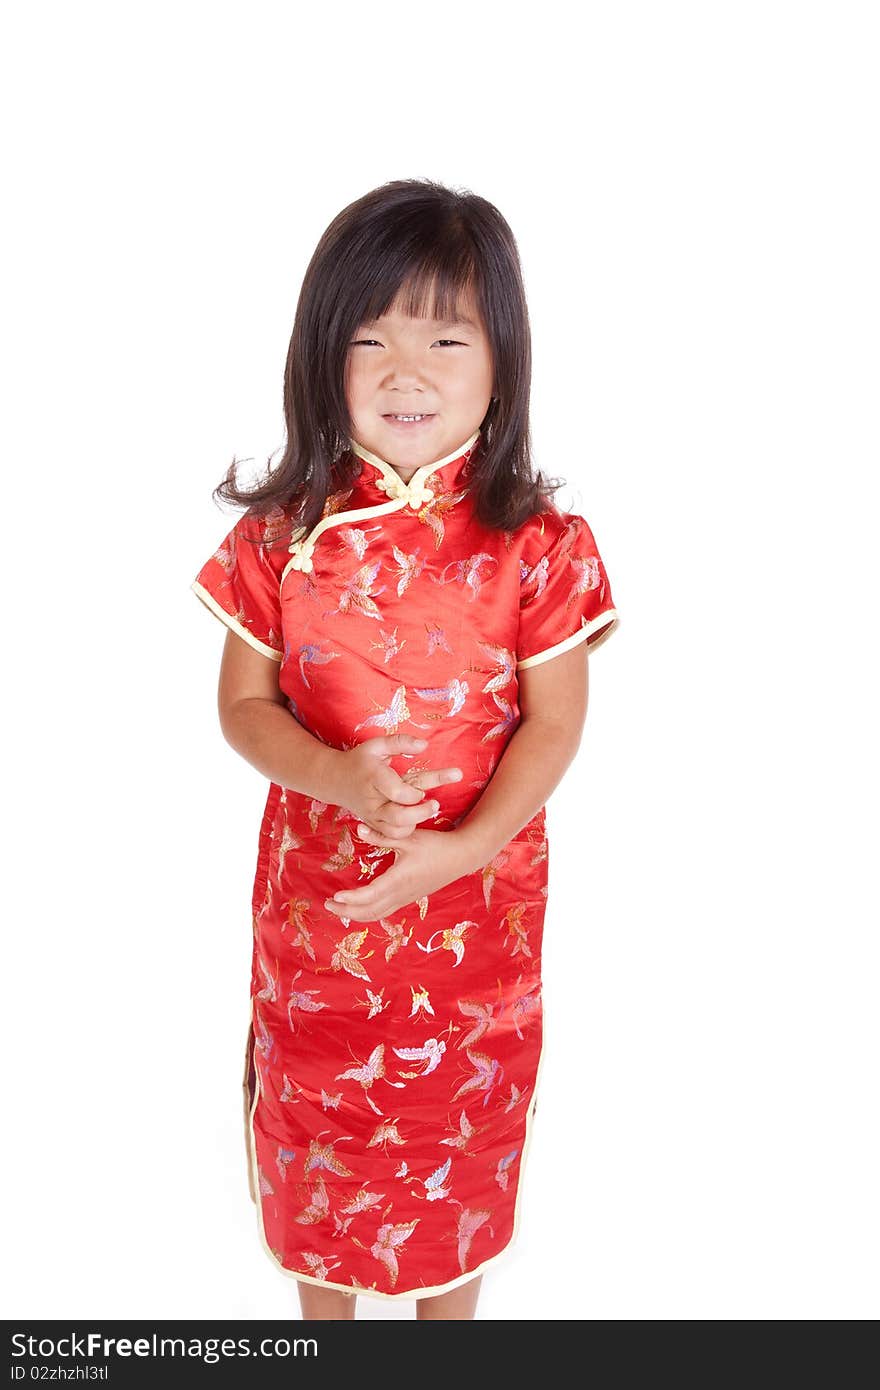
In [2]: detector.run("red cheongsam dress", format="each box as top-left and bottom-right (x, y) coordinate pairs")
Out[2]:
(191, 426), (620, 1299)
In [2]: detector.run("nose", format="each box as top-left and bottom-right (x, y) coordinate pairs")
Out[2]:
(382, 346), (427, 391)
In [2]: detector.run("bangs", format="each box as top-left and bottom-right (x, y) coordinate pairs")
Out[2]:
(220, 178), (551, 535)
(357, 250), (482, 328)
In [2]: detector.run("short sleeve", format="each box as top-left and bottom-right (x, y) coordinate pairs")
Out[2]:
(191, 511), (285, 661)
(517, 512), (620, 669)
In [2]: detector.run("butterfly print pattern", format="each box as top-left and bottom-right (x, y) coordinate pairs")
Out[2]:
(192, 427), (619, 1299)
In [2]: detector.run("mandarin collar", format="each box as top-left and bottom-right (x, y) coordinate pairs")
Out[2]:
(349, 428), (481, 496)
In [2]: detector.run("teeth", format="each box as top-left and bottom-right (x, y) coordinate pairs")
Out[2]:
(390, 414), (428, 421)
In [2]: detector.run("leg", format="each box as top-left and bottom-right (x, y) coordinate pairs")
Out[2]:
(416, 1274), (482, 1320)
(296, 1280), (358, 1320)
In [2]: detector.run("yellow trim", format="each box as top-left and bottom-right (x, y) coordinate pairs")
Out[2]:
(280, 429), (483, 587)
(517, 610), (620, 670)
(191, 580), (284, 662)
(244, 991), (546, 1302)
(280, 497), (409, 586)
(349, 427), (481, 491)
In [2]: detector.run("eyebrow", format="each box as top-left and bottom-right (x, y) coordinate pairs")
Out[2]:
(361, 315), (478, 330)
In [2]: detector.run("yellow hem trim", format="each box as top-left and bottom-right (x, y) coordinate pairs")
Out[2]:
(244, 993), (546, 1302)
(517, 610), (620, 670)
(191, 581), (283, 661)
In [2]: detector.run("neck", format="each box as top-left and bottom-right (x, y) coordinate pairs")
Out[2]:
(349, 428), (481, 488)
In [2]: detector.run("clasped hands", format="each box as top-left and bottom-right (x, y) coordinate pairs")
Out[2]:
(323, 732), (473, 923)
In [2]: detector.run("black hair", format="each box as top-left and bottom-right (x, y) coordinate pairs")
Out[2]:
(213, 177), (564, 542)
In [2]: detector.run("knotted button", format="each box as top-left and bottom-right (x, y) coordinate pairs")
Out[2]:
(405, 482), (435, 508)
(288, 532), (315, 573)
(376, 475), (435, 509)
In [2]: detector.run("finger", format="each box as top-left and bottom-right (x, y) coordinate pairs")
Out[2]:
(390, 733), (429, 754)
(411, 767), (465, 792)
(375, 799), (439, 835)
(324, 900), (383, 923)
(328, 863), (404, 909)
(355, 823), (391, 845)
(371, 733), (430, 763)
(356, 822), (420, 846)
(324, 886), (385, 920)
(367, 822), (416, 843)
(357, 809), (413, 840)
(374, 770), (428, 807)
(329, 883), (379, 907)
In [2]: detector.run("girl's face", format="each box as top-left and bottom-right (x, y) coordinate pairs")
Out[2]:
(344, 287), (495, 479)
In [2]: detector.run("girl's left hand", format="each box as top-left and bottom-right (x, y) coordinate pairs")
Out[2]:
(323, 824), (474, 922)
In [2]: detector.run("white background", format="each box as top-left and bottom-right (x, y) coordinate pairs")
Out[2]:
(3, 1), (877, 1321)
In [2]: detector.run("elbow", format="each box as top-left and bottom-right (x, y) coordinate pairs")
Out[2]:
(518, 710), (585, 761)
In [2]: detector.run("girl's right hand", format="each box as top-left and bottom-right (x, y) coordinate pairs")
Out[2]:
(333, 734), (463, 840)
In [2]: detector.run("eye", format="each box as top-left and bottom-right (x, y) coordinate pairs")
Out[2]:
(349, 337), (466, 347)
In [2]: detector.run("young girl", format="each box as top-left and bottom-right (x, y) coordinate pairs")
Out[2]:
(191, 178), (620, 1321)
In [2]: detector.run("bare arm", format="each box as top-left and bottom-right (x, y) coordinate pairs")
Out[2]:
(453, 640), (590, 871)
(214, 631), (463, 826)
(216, 628), (348, 803)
